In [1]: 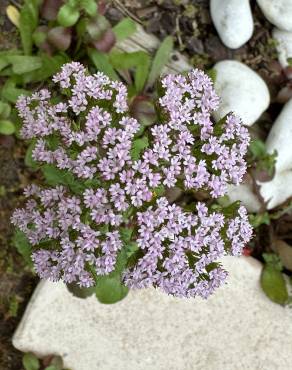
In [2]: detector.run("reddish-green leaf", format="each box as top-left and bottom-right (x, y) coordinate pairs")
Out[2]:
(47, 27), (72, 51)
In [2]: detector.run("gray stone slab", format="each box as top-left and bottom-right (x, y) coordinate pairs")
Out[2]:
(13, 256), (292, 370)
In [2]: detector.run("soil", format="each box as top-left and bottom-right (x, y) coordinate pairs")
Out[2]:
(0, 135), (38, 370)
(1, 0), (292, 368)
(0, 1), (38, 369)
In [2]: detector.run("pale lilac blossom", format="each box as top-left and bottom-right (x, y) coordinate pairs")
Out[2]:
(12, 62), (253, 297)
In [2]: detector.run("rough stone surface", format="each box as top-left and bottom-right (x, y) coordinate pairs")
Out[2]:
(259, 170), (292, 209)
(265, 98), (292, 173)
(213, 60), (270, 126)
(210, 0), (253, 49)
(257, 0), (292, 31)
(273, 28), (292, 67)
(13, 257), (292, 370)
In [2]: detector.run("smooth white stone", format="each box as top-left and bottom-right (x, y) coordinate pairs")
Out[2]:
(210, 0), (254, 49)
(257, 0), (292, 31)
(213, 60), (270, 126)
(265, 99), (292, 173)
(13, 257), (292, 370)
(227, 183), (261, 213)
(273, 28), (292, 67)
(259, 170), (292, 209)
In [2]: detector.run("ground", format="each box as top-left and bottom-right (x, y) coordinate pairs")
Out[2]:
(0, 137), (38, 369)
(0, 0), (291, 368)
(0, 1), (38, 368)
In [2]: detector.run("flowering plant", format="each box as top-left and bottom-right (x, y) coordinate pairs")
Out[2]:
(12, 62), (252, 302)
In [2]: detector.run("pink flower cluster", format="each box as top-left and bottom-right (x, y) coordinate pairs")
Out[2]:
(12, 62), (253, 298)
(124, 198), (251, 298)
(12, 184), (122, 286)
(152, 72), (250, 197)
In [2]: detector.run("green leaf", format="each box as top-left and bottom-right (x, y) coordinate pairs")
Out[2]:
(153, 184), (165, 196)
(0, 58), (11, 72)
(88, 48), (119, 81)
(13, 229), (33, 266)
(216, 195), (230, 207)
(0, 49), (22, 57)
(109, 51), (151, 92)
(0, 101), (11, 118)
(68, 0), (79, 6)
(80, 0), (97, 17)
(22, 352), (40, 370)
(119, 227), (134, 244)
(57, 3), (80, 27)
(113, 247), (129, 276)
(130, 136), (149, 160)
(42, 165), (84, 193)
(0, 54), (43, 75)
(0, 51), (19, 71)
(21, 54), (68, 83)
(32, 29), (47, 47)
(86, 14), (110, 40)
(25, 140), (39, 169)
(75, 18), (87, 52)
(8, 295), (20, 317)
(206, 68), (217, 83)
(125, 241), (139, 257)
(49, 356), (64, 370)
(249, 140), (267, 159)
(134, 54), (151, 92)
(112, 18), (137, 42)
(98, 224), (109, 235)
(0, 120), (15, 135)
(19, 0), (39, 54)
(95, 276), (129, 304)
(221, 201), (241, 218)
(147, 36), (173, 88)
(260, 265), (288, 305)
(249, 212), (270, 228)
(262, 253), (283, 271)
(92, 236), (133, 304)
(67, 283), (96, 299)
(42, 165), (71, 186)
(1, 79), (30, 103)
(6, 55), (42, 74)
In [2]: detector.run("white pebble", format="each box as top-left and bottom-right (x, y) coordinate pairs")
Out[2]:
(227, 183), (261, 213)
(273, 28), (292, 67)
(210, 0), (254, 49)
(257, 0), (292, 31)
(265, 99), (292, 173)
(259, 170), (292, 209)
(213, 60), (270, 126)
